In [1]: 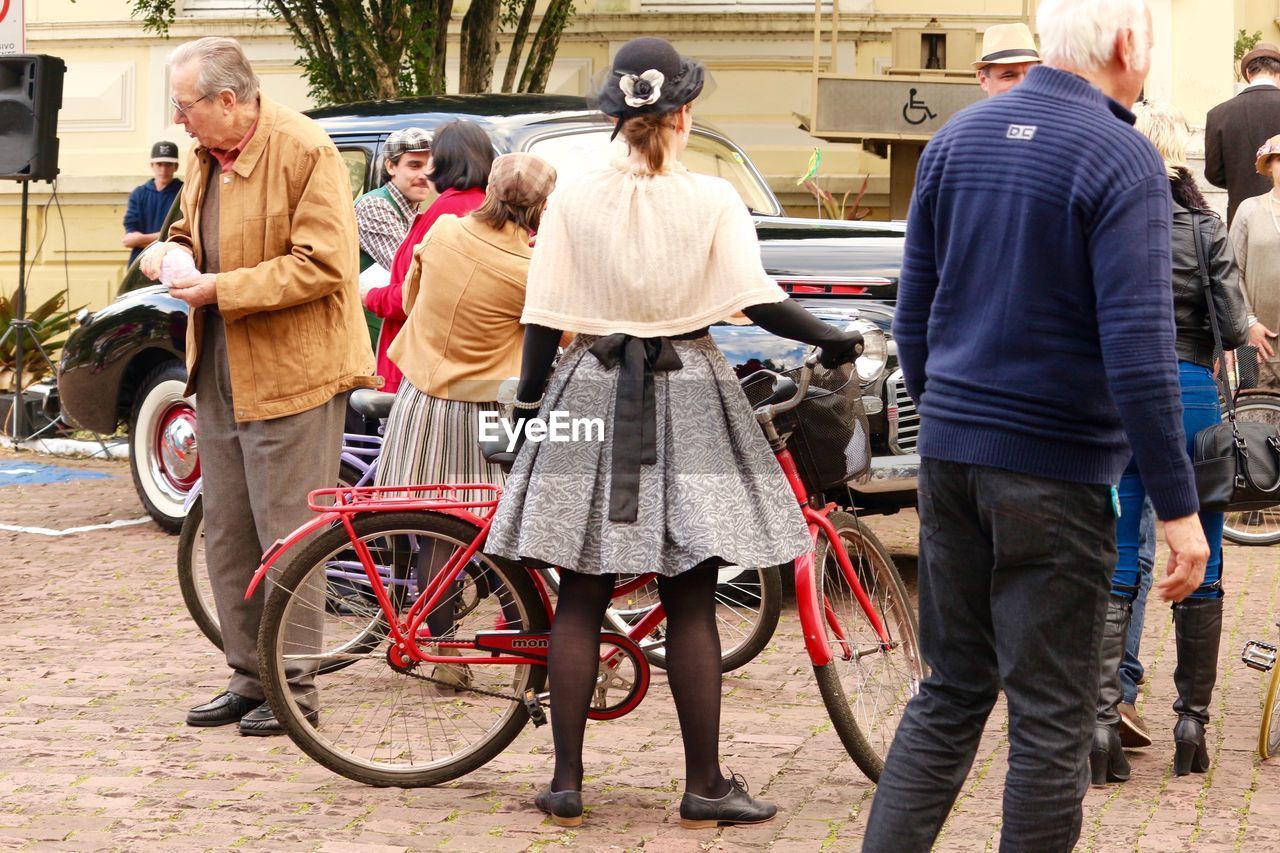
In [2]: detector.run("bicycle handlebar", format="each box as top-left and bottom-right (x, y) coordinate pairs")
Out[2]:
(753, 350), (822, 425)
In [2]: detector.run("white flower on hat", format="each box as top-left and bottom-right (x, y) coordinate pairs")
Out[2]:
(619, 69), (664, 108)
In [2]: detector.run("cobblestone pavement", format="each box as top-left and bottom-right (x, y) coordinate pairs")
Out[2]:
(3, 449), (1280, 852)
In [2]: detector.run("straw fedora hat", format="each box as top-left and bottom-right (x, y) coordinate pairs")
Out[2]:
(973, 23), (1042, 69)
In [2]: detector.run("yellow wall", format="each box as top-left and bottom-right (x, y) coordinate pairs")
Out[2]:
(2, 0), (1270, 313)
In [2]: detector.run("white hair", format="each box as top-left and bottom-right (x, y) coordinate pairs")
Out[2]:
(168, 37), (260, 103)
(1037, 0), (1149, 74)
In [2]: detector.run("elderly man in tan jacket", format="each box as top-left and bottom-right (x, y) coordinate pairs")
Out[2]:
(140, 36), (378, 736)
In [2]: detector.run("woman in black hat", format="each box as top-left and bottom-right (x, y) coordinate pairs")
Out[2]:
(486, 36), (863, 829)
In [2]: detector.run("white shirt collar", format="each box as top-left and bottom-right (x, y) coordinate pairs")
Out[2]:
(1246, 78), (1279, 89)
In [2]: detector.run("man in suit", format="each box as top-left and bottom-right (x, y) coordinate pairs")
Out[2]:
(1205, 43), (1280, 225)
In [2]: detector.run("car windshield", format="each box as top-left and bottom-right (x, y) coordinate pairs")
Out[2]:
(525, 128), (781, 216)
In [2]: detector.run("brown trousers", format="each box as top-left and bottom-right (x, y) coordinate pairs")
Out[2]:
(196, 311), (343, 705)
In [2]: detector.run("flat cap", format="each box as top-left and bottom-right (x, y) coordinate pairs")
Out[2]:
(488, 153), (556, 206)
(383, 127), (432, 160)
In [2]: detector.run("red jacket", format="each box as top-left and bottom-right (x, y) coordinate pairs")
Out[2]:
(364, 186), (487, 393)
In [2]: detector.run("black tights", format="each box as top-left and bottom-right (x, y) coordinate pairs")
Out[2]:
(548, 560), (730, 799)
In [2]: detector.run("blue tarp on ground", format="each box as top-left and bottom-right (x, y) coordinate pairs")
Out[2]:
(0, 460), (112, 486)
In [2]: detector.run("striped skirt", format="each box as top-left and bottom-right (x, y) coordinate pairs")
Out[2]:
(374, 379), (506, 497)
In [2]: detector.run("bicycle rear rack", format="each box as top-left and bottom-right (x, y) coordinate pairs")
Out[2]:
(307, 483), (502, 516)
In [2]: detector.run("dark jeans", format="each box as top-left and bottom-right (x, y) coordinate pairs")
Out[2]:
(863, 458), (1115, 853)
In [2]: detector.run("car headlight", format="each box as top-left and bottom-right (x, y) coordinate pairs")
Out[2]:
(845, 318), (887, 384)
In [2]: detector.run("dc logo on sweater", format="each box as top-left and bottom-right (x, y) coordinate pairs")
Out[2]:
(1007, 124), (1037, 141)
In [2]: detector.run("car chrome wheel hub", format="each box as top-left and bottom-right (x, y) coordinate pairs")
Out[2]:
(157, 403), (199, 489)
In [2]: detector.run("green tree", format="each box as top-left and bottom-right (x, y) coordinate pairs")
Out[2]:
(129, 0), (577, 104)
(1235, 28), (1263, 81)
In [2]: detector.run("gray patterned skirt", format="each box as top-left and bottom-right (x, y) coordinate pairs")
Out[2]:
(485, 334), (811, 576)
(374, 380), (506, 497)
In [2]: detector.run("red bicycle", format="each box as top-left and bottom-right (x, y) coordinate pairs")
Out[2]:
(250, 354), (922, 786)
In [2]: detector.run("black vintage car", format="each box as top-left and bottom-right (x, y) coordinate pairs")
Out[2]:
(57, 94), (918, 531)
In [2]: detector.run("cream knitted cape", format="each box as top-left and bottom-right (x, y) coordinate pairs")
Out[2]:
(520, 159), (785, 336)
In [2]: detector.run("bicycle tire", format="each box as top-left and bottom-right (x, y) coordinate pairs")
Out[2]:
(1223, 395), (1280, 546)
(176, 461), (362, 650)
(1261, 661), (1280, 760)
(810, 511), (923, 782)
(258, 510), (549, 787)
(176, 495), (221, 650)
(617, 565), (784, 673)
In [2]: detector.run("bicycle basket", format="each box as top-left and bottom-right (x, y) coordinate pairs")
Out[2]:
(742, 362), (871, 493)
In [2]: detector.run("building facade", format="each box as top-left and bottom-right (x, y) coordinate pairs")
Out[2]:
(3, 0), (1276, 312)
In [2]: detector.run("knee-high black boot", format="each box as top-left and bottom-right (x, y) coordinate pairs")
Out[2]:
(1172, 596), (1223, 776)
(1091, 595), (1133, 785)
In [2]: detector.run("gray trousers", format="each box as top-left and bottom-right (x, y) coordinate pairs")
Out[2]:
(196, 311), (343, 705)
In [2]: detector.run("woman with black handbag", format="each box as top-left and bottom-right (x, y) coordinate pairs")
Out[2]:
(1089, 102), (1250, 785)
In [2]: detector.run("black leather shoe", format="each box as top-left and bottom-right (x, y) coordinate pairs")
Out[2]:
(238, 702), (319, 737)
(679, 773), (776, 829)
(186, 691), (262, 728)
(534, 786), (583, 827)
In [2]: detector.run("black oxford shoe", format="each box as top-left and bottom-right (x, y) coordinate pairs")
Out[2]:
(679, 773), (776, 829)
(534, 786), (584, 827)
(185, 691), (262, 727)
(238, 702), (319, 737)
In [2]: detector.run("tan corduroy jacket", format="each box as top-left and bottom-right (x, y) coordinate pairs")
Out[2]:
(389, 215), (534, 402)
(168, 94), (379, 421)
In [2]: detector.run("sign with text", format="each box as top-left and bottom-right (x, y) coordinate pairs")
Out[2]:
(813, 76), (985, 142)
(0, 0), (24, 56)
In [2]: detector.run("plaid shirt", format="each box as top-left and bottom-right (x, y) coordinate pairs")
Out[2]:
(354, 180), (417, 269)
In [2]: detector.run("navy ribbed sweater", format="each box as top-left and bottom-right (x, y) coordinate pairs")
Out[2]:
(124, 178), (183, 264)
(893, 65), (1198, 520)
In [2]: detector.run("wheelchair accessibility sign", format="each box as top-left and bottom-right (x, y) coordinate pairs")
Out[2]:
(812, 76), (985, 140)
(902, 89), (937, 125)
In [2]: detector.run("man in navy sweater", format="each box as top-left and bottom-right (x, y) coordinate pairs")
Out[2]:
(863, 1), (1209, 850)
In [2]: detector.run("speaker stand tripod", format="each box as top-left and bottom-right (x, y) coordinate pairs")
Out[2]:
(1, 181), (56, 442)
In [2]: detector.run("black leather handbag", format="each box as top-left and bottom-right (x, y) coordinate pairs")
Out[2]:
(1189, 211), (1280, 512)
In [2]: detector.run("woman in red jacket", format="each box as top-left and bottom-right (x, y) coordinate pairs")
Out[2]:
(363, 120), (496, 393)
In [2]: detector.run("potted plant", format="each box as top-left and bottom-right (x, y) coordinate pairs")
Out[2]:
(1, 290), (80, 437)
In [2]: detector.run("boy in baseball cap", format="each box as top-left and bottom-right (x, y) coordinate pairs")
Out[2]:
(123, 141), (184, 264)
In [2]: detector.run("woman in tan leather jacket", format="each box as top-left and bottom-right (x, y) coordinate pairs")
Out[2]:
(375, 152), (557, 680)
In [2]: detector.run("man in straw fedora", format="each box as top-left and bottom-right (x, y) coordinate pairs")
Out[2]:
(1206, 41), (1280, 225)
(973, 22), (1041, 97)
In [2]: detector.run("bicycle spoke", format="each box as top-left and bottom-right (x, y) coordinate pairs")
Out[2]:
(811, 511), (922, 782)
(259, 512), (548, 786)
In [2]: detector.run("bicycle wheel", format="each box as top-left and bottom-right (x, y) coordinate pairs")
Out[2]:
(810, 511), (923, 781)
(258, 511), (549, 787)
(1261, 661), (1280, 760)
(176, 495), (220, 649)
(176, 461), (362, 649)
(1224, 395), (1280, 545)
(605, 565), (783, 673)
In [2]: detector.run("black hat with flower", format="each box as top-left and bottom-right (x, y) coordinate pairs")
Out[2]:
(592, 37), (706, 141)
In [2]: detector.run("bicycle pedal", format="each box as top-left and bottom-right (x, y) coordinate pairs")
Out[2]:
(1242, 640), (1277, 673)
(523, 689), (548, 727)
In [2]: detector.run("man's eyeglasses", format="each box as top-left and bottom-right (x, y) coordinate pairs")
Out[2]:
(170, 93), (212, 117)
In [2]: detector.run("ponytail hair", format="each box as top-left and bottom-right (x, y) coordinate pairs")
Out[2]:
(618, 111), (679, 173)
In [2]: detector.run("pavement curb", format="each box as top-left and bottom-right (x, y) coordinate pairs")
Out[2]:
(0, 434), (128, 460)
